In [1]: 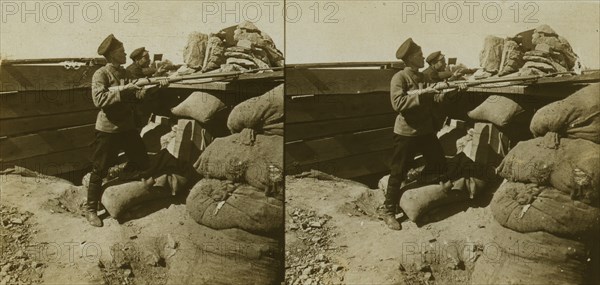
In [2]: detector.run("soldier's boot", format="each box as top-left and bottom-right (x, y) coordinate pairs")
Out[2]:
(382, 188), (402, 231)
(85, 201), (103, 227)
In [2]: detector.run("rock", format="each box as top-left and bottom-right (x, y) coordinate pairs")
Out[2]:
(1, 264), (10, 273)
(424, 272), (434, 281)
(10, 218), (23, 225)
(0, 276), (9, 285)
(417, 263), (431, 272)
(309, 222), (322, 228)
(289, 223), (299, 230)
(302, 267), (313, 276)
(332, 264), (343, 271)
(124, 269), (132, 277)
(316, 254), (326, 262)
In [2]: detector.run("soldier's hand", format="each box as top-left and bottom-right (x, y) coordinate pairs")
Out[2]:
(122, 82), (142, 92)
(457, 82), (468, 92)
(157, 78), (170, 88)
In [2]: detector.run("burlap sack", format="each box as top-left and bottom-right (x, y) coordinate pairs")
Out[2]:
(491, 180), (600, 238)
(101, 178), (171, 219)
(479, 36), (504, 73)
(467, 95), (525, 127)
(530, 83), (600, 144)
(186, 179), (283, 236)
(194, 130), (283, 190)
(227, 84), (283, 136)
(470, 220), (590, 285)
(182, 32), (208, 69)
(170, 91), (226, 123)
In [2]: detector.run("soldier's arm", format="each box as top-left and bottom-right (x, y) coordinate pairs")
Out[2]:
(91, 70), (125, 108)
(390, 73), (429, 113)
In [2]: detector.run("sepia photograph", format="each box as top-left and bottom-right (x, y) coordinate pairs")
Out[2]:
(285, 1), (600, 284)
(1, 1), (283, 284)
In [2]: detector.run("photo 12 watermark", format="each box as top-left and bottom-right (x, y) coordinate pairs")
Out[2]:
(1, 1), (140, 23)
(200, 1), (340, 24)
(400, 1), (539, 24)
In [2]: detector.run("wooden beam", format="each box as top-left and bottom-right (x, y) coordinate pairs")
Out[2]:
(286, 68), (396, 95)
(0, 89), (95, 119)
(0, 124), (94, 162)
(286, 112), (396, 142)
(0, 109), (98, 137)
(286, 92), (394, 124)
(286, 127), (394, 167)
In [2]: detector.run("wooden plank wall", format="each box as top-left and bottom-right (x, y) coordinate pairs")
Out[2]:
(0, 88), (97, 175)
(285, 68), (399, 179)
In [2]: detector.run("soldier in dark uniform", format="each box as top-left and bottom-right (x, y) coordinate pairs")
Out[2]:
(86, 35), (168, 227)
(126, 47), (166, 79)
(383, 38), (466, 230)
(422, 51), (462, 84)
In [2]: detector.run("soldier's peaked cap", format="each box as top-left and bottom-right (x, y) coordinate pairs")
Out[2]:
(97, 34), (123, 56)
(426, 51), (444, 65)
(396, 38), (421, 60)
(130, 47), (147, 60)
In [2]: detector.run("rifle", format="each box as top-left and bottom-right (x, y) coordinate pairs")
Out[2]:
(108, 67), (283, 91)
(431, 71), (577, 91)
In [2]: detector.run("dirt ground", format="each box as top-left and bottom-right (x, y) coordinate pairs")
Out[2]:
(285, 175), (497, 285)
(0, 171), (282, 285)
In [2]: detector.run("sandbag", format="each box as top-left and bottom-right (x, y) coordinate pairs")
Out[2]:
(498, 40), (524, 76)
(491, 180), (600, 238)
(202, 36), (226, 72)
(550, 138), (600, 206)
(194, 130), (283, 190)
(170, 91), (226, 123)
(496, 133), (559, 184)
(479, 36), (504, 73)
(531, 25), (578, 69)
(467, 95), (525, 127)
(101, 178), (171, 219)
(182, 32), (208, 69)
(227, 84), (283, 135)
(186, 179), (283, 235)
(530, 83), (600, 144)
(399, 182), (470, 222)
(522, 55), (567, 72)
(470, 220), (589, 285)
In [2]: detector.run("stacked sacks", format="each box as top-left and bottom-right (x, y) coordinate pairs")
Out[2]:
(227, 83), (283, 136)
(518, 24), (579, 76)
(181, 21), (283, 73)
(471, 88), (600, 283)
(478, 24), (581, 77)
(187, 89), (284, 235)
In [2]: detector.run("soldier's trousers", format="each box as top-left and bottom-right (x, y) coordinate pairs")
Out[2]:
(384, 133), (447, 214)
(87, 130), (149, 206)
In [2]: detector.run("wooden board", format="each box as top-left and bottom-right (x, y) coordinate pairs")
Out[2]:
(287, 61), (405, 69)
(286, 149), (393, 179)
(0, 109), (98, 137)
(286, 127), (394, 167)
(286, 92), (394, 124)
(0, 124), (94, 163)
(286, 68), (396, 95)
(286, 112), (396, 142)
(0, 64), (100, 91)
(0, 89), (95, 119)
(0, 147), (91, 176)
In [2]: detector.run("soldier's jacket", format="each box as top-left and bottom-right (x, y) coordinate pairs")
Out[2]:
(126, 62), (156, 79)
(422, 66), (453, 84)
(91, 64), (147, 133)
(390, 67), (441, 136)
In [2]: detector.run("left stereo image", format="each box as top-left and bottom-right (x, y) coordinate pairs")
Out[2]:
(0, 1), (285, 284)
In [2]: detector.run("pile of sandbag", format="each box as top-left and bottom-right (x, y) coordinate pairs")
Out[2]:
(471, 88), (600, 283)
(478, 24), (581, 77)
(182, 20), (283, 73)
(186, 88), (284, 235)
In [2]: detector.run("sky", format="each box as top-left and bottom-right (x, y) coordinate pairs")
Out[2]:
(0, 1), (284, 65)
(1, 1), (598, 69)
(286, 0), (600, 68)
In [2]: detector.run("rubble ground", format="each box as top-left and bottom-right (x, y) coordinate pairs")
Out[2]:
(285, 176), (496, 285)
